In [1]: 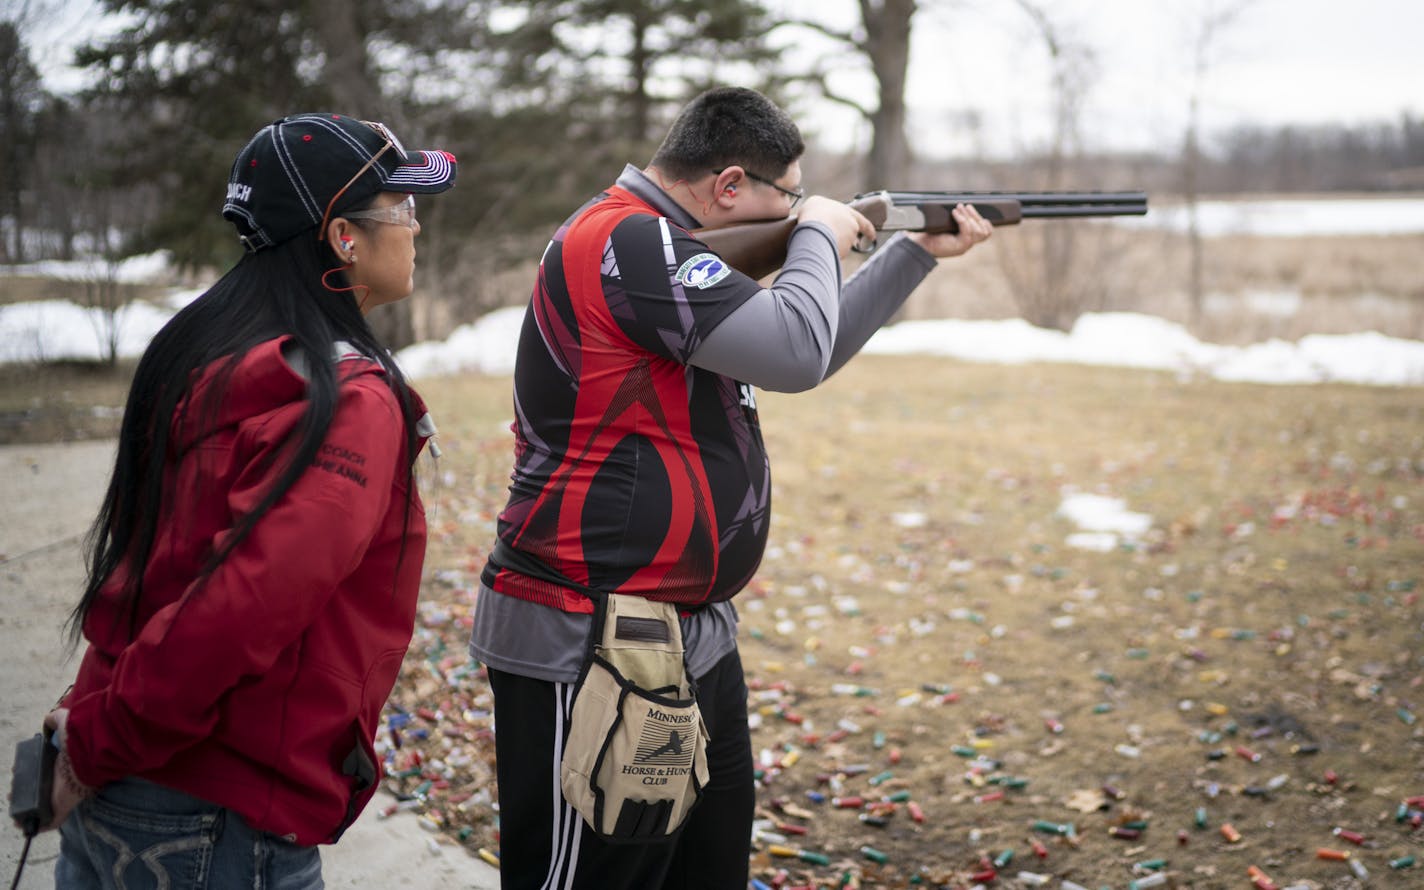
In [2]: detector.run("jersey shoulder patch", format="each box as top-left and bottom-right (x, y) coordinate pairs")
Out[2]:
(675, 253), (732, 290)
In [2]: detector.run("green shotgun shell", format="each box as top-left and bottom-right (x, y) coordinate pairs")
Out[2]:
(860, 846), (889, 864)
(1134, 858), (1168, 871)
(797, 850), (831, 866)
(1194, 807), (1208, 828)
(951, 745), (977, 757)
(993, 849), (1014, 868)
(1390, 855), (1416, 869)
(1033, 820), (1073, 836)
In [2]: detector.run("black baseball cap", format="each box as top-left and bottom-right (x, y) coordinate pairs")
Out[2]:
(222, 113), (457, 252)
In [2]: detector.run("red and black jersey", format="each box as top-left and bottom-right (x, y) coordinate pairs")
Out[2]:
(482, 184), (770, 612)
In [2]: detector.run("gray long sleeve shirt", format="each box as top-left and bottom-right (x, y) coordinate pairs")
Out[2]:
(470, 166), (941, 684)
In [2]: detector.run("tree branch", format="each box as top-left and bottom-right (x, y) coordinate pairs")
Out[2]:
(768, 17), (861, 49)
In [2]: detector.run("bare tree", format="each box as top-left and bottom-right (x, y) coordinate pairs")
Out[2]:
(0, 17), (46, 264)
(778, 0), (920, 190)
(1180, 0), (1257, 325)
(996, 0), (1107, 331)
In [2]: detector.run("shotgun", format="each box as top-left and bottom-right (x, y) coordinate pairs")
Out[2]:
(693, 190), (1149, 279)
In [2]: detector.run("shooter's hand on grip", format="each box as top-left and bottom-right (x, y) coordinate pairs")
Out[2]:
(796, 196), (878, 258)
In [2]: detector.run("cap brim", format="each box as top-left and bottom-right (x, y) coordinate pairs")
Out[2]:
(388, 149), (456, 193)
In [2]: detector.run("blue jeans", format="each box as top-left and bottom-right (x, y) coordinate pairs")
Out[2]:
(56, 778), (324, 889)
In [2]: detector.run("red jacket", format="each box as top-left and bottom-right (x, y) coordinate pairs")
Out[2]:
(63, 337), (428, 845)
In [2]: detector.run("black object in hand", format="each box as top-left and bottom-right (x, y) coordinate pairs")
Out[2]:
(8, 731), (56, 837)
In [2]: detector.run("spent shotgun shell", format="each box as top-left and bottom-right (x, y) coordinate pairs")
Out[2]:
(1331, 827), (1365, 845)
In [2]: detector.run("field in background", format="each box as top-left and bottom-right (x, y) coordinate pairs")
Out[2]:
(0, 275), (166, 308)
(0, 359), (134, 444)
(899, 227), (1424, 344)
(386, 359), (1423, 889)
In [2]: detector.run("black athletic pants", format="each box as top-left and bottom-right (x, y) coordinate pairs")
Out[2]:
(487, 650), (755, 890)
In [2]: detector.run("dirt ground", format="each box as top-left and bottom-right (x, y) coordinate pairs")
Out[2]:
(385, 361), (1424, 890)
(4, 357), (1423, 890)
(0, 439), (499, 889)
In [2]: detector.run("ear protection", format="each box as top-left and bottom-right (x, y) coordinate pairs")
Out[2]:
(725, 184), (736, 195)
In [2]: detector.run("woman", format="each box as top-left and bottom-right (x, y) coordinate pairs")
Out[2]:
(41, 113), (456, 888)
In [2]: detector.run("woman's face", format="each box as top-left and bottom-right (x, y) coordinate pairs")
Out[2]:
(343, 191), (421, 313)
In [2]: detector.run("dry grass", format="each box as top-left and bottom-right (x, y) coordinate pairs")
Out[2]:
(393, 360), (1424, 888)
(0, 275), (166, 307)
(901, 227), (1424, 343)
(0, 359), (132, 444)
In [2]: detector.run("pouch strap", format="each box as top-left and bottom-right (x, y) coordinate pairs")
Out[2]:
(489, 539), (609, 671)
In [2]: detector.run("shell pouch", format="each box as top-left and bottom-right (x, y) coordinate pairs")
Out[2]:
(559, 593), (709, 842)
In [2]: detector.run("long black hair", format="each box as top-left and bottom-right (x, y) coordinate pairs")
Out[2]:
(68, 215), (421, 644)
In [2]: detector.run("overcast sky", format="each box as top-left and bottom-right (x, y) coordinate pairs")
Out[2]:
(17, 0), (1421, 157)
(777, 0), (1421, 156)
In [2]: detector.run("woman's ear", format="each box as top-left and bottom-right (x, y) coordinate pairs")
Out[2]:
(325, 218), (357, 261)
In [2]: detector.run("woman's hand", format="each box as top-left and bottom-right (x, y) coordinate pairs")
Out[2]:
(44, 709), (95, 829)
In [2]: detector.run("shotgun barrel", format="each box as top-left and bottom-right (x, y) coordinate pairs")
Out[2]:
(694, 189), (1149, 279)
(853, 190), (1148, 232)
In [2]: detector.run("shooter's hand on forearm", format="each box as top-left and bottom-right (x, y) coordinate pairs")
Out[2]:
(908, 203), (994, 258)
(796, 196), (878, 257)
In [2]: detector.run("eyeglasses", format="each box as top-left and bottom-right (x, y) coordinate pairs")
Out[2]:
(714, 167), (805, 209)
(343, 194), (418, 230)
(318, 120), (409, 241)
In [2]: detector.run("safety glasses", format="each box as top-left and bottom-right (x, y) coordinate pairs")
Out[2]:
(317, 121), (409, 241)
(713, 167), (805, 210)
(341, 194), (417, 230)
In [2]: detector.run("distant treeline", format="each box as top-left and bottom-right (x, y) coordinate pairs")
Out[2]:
(1208, 117), (1424, 192)
(901, 116), (1424, 198)
(3, 4), (1421, 344)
